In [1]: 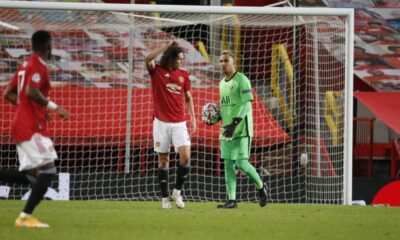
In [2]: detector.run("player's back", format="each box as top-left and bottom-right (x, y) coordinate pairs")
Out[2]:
(10, 54), (51, 142)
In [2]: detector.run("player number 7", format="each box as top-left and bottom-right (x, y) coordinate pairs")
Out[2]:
(17, 70), (26, 103)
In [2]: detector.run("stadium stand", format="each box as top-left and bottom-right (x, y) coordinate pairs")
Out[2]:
(301, 0), (400, 92)
(0, 0), (291, 176)
(315, 0), (400, 177)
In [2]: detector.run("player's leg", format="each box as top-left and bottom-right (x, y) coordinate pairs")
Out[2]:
(15, 134), (57, 228)
(171, 145), (190, 209)
(217, 140), (237, 209)
(237, 159), (263, 187)
(0, 169), (35, 185)
(153, 118), (172, 209)
(157, 153), (171, 209)
(0, 143), (38, 185)
(171, 122), (191, 209)
(23, 164), (56, 214)
(235, 137), (267, 207)
(175, 145), (190, 190)
(217, 159), (238, 208)
(236, 159), (267, 207)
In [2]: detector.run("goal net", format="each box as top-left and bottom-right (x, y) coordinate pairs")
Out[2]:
(0, 2), (353, 204)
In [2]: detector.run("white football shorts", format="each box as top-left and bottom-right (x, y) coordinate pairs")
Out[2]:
(153, 117), (191, 153)
(17, 133), (58, 171)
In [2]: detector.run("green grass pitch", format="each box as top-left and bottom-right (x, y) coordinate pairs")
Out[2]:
(1, 200), (399, 240)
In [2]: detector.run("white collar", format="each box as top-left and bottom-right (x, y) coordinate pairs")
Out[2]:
(38, 56), (47, 66)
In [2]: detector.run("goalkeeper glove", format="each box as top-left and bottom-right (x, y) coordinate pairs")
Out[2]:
(222, 118), (242, 141)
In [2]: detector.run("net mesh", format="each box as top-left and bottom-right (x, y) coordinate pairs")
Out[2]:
(0, 5), (348, 203)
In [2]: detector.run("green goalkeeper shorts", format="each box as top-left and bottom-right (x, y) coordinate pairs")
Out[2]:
(220, 137), (251, 160)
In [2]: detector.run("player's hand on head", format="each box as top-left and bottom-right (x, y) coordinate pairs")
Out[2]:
(55, 107), (69, 120)
(169, 40), (178, 47)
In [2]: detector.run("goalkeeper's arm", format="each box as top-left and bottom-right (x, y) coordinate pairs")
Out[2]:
(222, 101), (251, 140)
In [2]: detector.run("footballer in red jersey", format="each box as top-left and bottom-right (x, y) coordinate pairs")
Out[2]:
(1, 30), (68, 228)
(9, 53), (51, 143)
(145, 40), (196, 210)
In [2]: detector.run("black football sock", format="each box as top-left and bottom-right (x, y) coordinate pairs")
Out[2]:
(23, 173), (55, 214)
(0, 169), (31, 185)
(175, 164), (190, 190)
(158, 168), (169, 198)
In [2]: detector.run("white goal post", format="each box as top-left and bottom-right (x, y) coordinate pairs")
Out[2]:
(0, 1), (354, 204)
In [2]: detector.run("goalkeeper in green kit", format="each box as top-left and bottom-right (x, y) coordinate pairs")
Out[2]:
(217, 51), (267, 208)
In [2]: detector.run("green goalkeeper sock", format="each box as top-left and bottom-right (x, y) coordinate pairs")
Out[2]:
(224, 159), (237, 200)
(237, 159), (263, 189)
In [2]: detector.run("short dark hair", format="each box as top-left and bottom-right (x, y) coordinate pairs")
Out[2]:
(221, 50), (235, 59)
(159, 46), (184, 69)
(31, 30), (52, 53)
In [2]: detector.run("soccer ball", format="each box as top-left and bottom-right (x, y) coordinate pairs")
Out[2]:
(202, 102), (221, 125)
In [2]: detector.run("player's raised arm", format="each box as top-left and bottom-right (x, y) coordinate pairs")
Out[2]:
(144, 40), (177, 73)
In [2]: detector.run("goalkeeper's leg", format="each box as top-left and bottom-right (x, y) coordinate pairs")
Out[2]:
(237, 160), (267, 207)
(235, 137), (267, 207)
(224, 159), (237, 201)
(237, 160), (263, 189)
(217, 159), (238, 209)
(217, 140), (238, 208)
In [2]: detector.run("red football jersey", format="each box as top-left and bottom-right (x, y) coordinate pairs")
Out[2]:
(150, 64), (190, 122)
(8, 54), (51, 142)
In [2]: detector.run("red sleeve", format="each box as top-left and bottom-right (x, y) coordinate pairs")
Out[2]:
(26, 67), (45, 89)
(184, 71), (190, 92)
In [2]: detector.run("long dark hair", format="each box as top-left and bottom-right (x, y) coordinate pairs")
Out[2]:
(159, 46), (184, 69)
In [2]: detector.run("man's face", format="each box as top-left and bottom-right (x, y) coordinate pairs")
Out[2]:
(171, 52), (184, 70)
(219, 54), (235, 74)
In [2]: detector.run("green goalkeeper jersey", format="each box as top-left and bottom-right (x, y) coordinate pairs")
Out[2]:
(219, 72), (253, 139)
